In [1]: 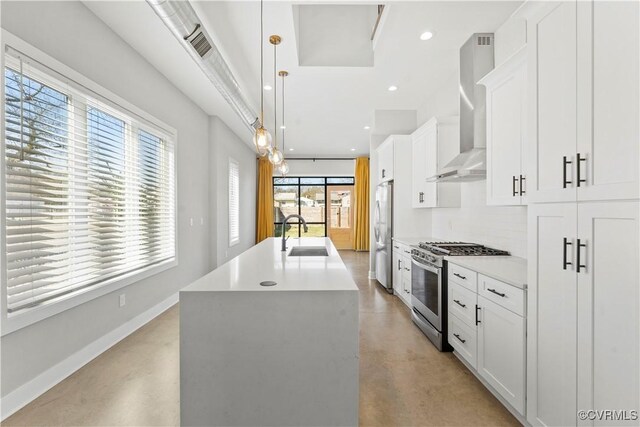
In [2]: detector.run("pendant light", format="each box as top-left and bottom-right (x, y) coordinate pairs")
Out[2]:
(268, 34), (284, 166)
(253, 0), (272, 156)
(277, 70), (290, 176)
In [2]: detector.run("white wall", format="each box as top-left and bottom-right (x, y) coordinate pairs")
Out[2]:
(274, 159), (355, 177)
(209, 116), (256, 266)
(0, 0), (254, 402)
(414, 8), (528, 258)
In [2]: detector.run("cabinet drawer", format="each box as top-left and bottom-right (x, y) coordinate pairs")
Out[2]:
(478, 274), (524, 316)
(449, 282), (478, 328)
(449, 314), (477, 369)
(448, 263), (477, 292)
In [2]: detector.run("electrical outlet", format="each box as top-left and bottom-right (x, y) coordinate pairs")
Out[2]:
(200, 217), (204, 225)
(189, 217), (194, 227)
(119, 294), (126, 307)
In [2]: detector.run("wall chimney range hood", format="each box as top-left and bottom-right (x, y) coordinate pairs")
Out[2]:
(428, 33), (494, 182)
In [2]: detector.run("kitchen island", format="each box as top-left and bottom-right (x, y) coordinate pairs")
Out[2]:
(180, 237), (359, 427)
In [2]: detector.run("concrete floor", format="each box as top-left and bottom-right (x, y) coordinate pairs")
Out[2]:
(4, 250), (518, 426)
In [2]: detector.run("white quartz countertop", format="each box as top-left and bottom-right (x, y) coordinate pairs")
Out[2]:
(444, 256), (528, 290)
(181, 237), (358, 292)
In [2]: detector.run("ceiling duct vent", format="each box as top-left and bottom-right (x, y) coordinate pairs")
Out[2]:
(477, 35), (492, 46)
(147, 0), (259, 132)
(186, 25), (212, 58)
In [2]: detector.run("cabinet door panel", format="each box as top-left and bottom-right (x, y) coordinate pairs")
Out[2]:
(577, 202), (639, 425)
(477, 296), (525, 415)
(527, 1), (578, 203)
(424, 127), (438, 207)
(577, 0), (639, 201)
(487, 70), (523, 205)
(412, 135), (428, 208)
(527, 203), (578, 427)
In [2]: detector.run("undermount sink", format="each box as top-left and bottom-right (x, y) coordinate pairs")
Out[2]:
(289, 246), (329, 257)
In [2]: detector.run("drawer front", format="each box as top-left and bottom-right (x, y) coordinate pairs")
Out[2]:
(478, 274), (524, 316)
(449, 282), (478, 328)
(448, 263), (478, 292)
(449, 314), (477, 369)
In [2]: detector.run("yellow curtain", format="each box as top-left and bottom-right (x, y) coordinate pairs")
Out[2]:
(353, 157), (370, 251)
(256, 157), (274, 243)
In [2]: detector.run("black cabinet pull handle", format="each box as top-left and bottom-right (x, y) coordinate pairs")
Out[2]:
(382, 169), (386, 178)
(475, 305), (481, 325)
(577, 238), (587, 273)
(563, 156), (573, 188)
(512, 175), (519, 196)
(453, 272), (466, 280)
(453, 333), (466, 344)
(519, 174), (526, 195)
(487, 288), (506, 298)
(398, 260), (401, 270)
(563, 237), (573, 270)
(453, 299), (466, 308)
(577, 153), (587, 187)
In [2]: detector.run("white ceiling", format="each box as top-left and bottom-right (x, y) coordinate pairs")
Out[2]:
(85, 0), (521, 157)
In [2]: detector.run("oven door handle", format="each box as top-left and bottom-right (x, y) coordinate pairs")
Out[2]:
(411, 257), (440, 274)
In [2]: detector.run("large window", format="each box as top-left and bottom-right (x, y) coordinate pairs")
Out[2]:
(273, 177), (354, 238)
(2, 45), (176, 323)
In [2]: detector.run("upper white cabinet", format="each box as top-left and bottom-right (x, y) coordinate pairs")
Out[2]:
(480, 47), (527, 206)
(376, 137), (394, 183)
(527, 0), (639, 203)
(527, 201), (639, 427)
(410, 117), (460, 208)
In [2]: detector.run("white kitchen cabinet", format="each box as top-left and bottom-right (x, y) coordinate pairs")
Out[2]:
(527, 201), (639, 427)
(480, 46), (527, 206)
(527, 1), (577, 203)
(392, 242), (412, 307)
(527, 0), (639, 203)
(392, 247), (403, 298)
(410, 117), (460, 208)
(576, 202), (639, 425)
(376, 137), (394, 183)
(575, 0), (639, 202)
(448, 262), (527, 419)
(477, 295), (526, 415)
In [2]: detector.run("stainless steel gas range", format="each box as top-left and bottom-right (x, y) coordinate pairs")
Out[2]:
(410, 241), (509, 351)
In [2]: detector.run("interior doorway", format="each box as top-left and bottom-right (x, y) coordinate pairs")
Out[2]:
(327, 186), (354, 249)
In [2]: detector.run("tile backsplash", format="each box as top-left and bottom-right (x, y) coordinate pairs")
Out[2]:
(431, 180), (527, 258)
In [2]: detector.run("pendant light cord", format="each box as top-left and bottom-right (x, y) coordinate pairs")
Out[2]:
(281, 72), (285, 152)
(259, 0), (264, 125)
(273, 40), (277, 149)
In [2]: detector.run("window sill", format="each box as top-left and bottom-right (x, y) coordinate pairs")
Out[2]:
(1, 258), (178, 337)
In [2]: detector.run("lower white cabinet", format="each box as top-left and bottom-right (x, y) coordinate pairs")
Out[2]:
(448, 263), (527, 418)
(527, 201), (639, 427)
(477, 295), (526, 415)
(392, 242), (412, 307)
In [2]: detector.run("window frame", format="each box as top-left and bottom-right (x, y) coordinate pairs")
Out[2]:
(272, 176), (355, 238)
(0, 31), (179, 335)
(228, 157), (240, 247)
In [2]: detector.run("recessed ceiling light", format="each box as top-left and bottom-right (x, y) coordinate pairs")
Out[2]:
(289, 148), (294, 151)
(420, 31), (434, 41)
(280, 125), (286, 129)
(388, 85), (398, 92)
(350, 148), (356, 151)
(364, 126), (370, 130)
(263, 85), (272, 91)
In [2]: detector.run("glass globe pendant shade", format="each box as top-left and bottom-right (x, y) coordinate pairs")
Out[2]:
(269, 148), (284, 166)
(278, 160), (289, 176)
(253, 126), (272, 156)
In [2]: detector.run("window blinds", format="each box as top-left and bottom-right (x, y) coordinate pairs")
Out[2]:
(228, 158), (240, 246)
(3, 49), (176, 314)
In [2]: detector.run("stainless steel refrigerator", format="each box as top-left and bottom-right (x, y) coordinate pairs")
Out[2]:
(374, 181), (393, 292)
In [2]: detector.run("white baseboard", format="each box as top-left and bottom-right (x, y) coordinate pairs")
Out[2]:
(0, 292), (179, 421)
(368, 271), (376, 280)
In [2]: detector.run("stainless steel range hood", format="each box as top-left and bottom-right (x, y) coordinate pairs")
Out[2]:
(429, 33), (494, 182)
